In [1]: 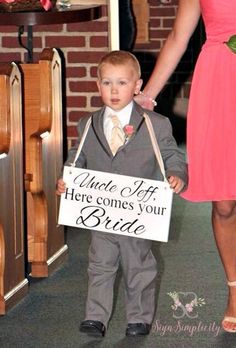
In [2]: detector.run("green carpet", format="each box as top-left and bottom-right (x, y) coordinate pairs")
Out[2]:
(1, 195), (236, 347)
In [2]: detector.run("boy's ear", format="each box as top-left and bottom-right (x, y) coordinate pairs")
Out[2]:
(135, 79), (143, 95)
(96, 80), (102, 95)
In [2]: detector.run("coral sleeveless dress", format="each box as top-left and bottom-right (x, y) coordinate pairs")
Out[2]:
(182, 0), (236, 202)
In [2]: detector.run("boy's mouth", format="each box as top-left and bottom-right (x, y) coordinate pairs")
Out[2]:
(111, 98), (120, 103)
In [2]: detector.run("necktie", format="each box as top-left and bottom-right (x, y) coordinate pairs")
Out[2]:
(109, 115), (125, 155)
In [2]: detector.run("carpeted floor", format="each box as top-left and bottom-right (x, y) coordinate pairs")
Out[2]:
(1, 195), (236, 348)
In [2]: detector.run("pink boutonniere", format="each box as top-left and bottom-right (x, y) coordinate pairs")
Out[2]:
(123, 124), (135, 143)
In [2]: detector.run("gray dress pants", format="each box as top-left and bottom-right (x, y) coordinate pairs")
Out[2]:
(84, 231), (157, 327)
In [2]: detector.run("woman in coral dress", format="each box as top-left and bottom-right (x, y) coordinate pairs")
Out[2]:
(135, 0), (236, 332)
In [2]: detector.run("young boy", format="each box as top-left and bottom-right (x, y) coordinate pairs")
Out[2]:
(57, 50), (187, 337)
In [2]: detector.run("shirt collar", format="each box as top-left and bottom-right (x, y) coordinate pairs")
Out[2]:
(104, 101), (133, 127)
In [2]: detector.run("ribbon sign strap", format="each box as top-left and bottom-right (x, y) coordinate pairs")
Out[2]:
(143, 112), (167, 182)
(71, 117), (92, 168)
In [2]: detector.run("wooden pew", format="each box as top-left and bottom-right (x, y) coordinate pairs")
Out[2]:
(0, 63), (28, 314)
(21, 48), (68, 277)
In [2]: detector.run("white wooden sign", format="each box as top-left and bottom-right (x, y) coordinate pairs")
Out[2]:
(58, 166), (173, 242)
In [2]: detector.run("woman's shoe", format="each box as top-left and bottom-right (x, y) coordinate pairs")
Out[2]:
(222, 280), (236, 333)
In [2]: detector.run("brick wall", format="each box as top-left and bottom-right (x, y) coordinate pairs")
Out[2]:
(0, 4), (109, 149)
(0, 1), (202, 146)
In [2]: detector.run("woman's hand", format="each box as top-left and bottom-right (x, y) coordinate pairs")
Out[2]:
(134, 91), (156, 110)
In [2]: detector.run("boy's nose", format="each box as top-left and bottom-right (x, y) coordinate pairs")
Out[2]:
(111, 85), (118, 93)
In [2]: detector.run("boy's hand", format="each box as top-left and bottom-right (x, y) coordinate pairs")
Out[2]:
(56, 178), (66, 195)
(168, 175), (185, 194)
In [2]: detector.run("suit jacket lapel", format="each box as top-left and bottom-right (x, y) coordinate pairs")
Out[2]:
(129, 102), (145, 139)
(91, 107), (112, 155)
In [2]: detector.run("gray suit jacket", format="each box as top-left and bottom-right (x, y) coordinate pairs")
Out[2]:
(65, 102), (188, 187)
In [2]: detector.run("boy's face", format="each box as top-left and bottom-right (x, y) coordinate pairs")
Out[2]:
(97, 63), (143, 111)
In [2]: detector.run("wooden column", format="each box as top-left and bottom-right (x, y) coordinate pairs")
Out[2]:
(21, 48), (68, 277)
(0, 63), (28, 314)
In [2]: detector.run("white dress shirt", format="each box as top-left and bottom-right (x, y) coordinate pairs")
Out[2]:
(103, 101), (133, 143)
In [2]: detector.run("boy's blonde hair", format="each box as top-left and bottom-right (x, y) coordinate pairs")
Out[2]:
(97, 50), (141, 79)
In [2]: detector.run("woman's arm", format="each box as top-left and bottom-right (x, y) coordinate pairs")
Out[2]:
(135, 0), (201, 109)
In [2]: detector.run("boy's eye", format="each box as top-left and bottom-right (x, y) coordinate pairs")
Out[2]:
(119, 81), (127, 85)
(102, 81), (110, 86)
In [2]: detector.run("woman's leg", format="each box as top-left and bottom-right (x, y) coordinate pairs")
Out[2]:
(212, 200), (236, 330)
